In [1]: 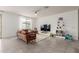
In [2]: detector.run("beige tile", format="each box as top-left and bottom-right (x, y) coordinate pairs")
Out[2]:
(1, 37), (79, 53)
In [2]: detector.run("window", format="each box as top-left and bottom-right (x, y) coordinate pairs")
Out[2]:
(19, 16), (32, 30)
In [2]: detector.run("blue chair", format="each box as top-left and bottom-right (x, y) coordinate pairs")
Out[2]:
(65, 34), (73, 40)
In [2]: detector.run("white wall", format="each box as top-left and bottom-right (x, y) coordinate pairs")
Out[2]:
(31, 18), (37, 29)
(78, 9), (79, 40)
(36, 10), (78, 40)
(2, 12), (19, 38)
(0, 14), (2, 38)
(1, 12), (34, 38)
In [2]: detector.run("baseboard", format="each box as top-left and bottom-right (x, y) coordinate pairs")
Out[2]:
(2, 35), (17, 39)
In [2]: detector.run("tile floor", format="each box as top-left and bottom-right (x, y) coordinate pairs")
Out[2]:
(0, 37), (79, 53)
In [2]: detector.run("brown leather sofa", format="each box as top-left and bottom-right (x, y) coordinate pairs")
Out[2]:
(17, 29), (36, 44)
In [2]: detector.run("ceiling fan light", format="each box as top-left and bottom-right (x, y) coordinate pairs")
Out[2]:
(35, 13), (37, 16)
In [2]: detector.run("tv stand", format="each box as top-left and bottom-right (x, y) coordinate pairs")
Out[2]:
(41, 31), (49, 33)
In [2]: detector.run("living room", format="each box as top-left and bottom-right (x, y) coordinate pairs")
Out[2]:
(0, 6), (79, 53)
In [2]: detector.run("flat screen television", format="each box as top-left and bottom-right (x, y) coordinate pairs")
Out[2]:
(40, 24), (51, 31)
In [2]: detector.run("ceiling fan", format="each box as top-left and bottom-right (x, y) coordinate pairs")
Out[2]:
(34, 6), (49, 16)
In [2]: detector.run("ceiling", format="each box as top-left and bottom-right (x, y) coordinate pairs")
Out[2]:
(0, 6), (79, 18)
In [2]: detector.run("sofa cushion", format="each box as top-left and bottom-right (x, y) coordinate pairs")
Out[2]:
(21, 30), (27, 34)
